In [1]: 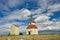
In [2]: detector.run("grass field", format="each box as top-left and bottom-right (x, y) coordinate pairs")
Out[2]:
(0, 34), (60, 40)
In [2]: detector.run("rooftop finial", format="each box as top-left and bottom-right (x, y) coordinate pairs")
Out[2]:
(29, 14), (35, 25)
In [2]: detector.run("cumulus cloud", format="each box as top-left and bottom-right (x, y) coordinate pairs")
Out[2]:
(48, 4), (60, 12)
(7, 0), (25, 8)
(0, 9), (31, 22)
(35, 15), (50, 22)
(0, 9), (31, 32)
(35, 15), (60, 30)
(0, 21), (26, 32)
(38, 0), (48, 10)
(0, 0), (60, 33)
(31, 8), (45, 15)
(0, 0), (25, 12)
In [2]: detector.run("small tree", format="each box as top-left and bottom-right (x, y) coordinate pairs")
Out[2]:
(19, 33), (23, 35)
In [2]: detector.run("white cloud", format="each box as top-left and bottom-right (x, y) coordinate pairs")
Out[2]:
(48, 4), (60, 12)
(0, 0), (60, 32)
(38, 0), (48, 9)
(0, 0), (25, 12)
(37, 0), (60, 13)
(34, 10), (60, 30)
(36, 19), (60, 30)
(7, 0), (25, 8)
(33, 0), (60, 30)
(31, 8), (45, 14)
(4, 9), (31, 20)
(0, 9), (31, 24)
(35, 14), (50, 23)
(0, 22), (23, 31)
(0, 9), (31, 32)
(47, 21), (60, 30)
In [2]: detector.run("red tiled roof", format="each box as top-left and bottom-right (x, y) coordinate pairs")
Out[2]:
(26, 25), (37, 29)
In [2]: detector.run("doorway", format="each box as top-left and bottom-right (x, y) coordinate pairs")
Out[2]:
(28, 31), (31, 35)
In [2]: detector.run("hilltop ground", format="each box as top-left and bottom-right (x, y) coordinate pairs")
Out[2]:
(0, 34), (60, 40)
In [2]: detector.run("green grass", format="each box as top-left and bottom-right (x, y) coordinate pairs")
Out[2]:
(0, 34), (60, 40)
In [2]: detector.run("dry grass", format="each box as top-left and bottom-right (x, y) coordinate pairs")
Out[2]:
(0, 34), (60, 40)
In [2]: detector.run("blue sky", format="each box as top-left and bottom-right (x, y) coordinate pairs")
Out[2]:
(0, 0), (60, 34)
